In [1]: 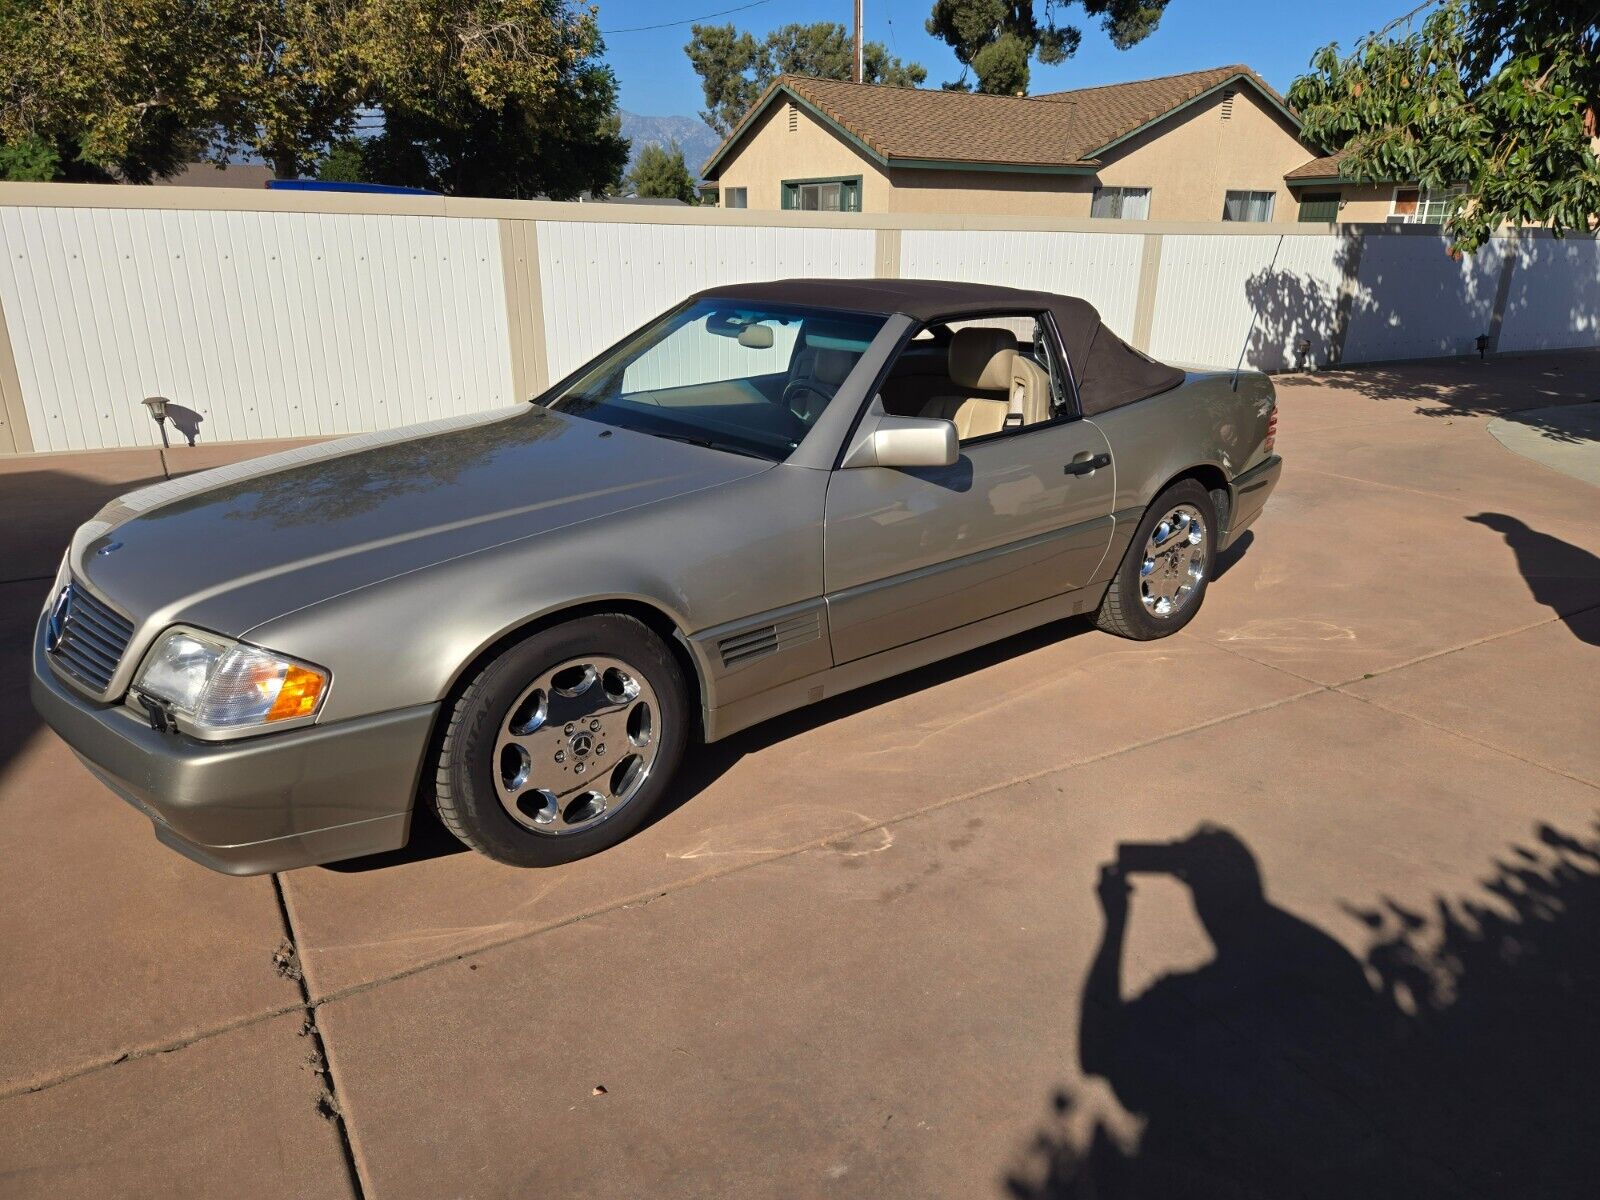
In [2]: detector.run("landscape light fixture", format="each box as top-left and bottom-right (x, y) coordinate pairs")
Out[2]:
(1475, 334), (1490, 360)
(142, 395), (172, 479)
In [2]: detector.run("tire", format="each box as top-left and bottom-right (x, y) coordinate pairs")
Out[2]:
(433, 614), (689, 867)
(1095, 478), (1217, 641)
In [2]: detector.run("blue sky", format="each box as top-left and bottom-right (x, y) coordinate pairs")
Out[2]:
(601, 0), (1412, 117)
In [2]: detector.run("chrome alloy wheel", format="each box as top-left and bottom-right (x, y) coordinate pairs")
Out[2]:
(492, 656), (660, 836)
(1139, 505), (1207, 619)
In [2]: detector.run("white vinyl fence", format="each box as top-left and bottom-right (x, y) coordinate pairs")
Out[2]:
(0, 182), (1594, 454)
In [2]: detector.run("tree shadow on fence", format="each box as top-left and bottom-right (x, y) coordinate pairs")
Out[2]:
(1005, 820), (1600, 1200)
(1240, 229), (1600, 443)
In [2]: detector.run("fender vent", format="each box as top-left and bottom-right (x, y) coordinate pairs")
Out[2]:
(718, 611), (821, 669)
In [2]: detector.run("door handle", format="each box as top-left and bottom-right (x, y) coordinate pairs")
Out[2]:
(1064, 453), (1110, 476)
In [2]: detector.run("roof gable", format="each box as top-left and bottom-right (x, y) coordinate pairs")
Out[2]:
(1043, 66), (1303, 158)
(702, 65), (1306, 180)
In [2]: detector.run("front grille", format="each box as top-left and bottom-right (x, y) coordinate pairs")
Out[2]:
(48, 581), (134, 694)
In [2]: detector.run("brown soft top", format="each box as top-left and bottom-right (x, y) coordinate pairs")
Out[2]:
(691, 277), (1185, 415)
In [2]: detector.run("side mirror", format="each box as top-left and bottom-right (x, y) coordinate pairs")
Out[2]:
(842, 411), (958, 470)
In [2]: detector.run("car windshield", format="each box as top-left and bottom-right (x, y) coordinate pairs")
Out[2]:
(545, 300), (888, 462)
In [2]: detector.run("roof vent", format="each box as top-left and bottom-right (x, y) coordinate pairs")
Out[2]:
(1220, 89), (1236, 120)
(787, 103), (798, 133)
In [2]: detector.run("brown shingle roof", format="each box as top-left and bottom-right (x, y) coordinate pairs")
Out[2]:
(1286, 148), (1349, 180)
(777, 75), (1094, 167)
(1036, 65), (1291, 156)
(703, 64), (1300, 178)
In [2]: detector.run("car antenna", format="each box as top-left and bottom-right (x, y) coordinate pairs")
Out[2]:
(1233, 233), (1285, 392)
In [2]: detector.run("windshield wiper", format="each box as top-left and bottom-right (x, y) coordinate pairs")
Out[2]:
(646, 431), (769, 461)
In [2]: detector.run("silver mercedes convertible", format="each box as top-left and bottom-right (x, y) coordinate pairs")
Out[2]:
(32, 279), (1280, 874)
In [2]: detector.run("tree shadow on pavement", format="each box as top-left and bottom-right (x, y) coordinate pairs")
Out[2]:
(1286, 354), (1600, 442)
(1468, 512), (1600, 647)
(1004, 821), (1600, 1200)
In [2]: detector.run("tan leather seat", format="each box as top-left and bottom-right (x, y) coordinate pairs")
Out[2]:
(1010, 354), (1052, 425)
(789, 347), (859, 422)
(920, 392), (1008, 440)
(920, 326), (1052, 440)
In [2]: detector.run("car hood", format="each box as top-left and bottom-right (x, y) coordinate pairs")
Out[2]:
(72, 405), (770, 636)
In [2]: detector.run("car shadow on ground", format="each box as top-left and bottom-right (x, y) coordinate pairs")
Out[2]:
(1002, 819), (1600, 1200)
(330, 531), (1260, 872)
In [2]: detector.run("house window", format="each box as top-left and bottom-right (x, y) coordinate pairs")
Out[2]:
(723, 187), (748, 209)
(1090, 186), (1151, 220)
(1390, 185), (1463, 224)
(1296, 192), (1341, 223)
(1222, 190), (1276, 222)
(781, 177), (861, 213)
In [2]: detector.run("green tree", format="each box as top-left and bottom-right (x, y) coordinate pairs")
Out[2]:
(626, 140), (697, 202)
(315, 137), (369, 183)
(0, 0), (215, 181)
(687, 21), (927, 136)
(0, 0), (628, 196)
(925, 0), (1175, 95)
(1289, 0), (1600, 252)
(359, 70), (628, 199)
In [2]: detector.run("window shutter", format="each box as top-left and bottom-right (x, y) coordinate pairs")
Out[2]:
(1297, 193), (1340, 223)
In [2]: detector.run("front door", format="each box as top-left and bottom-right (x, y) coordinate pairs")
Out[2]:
(823, 418), (1116, 664)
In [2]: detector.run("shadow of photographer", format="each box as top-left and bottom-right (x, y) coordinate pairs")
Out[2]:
(1007, 821), (1600, 1200)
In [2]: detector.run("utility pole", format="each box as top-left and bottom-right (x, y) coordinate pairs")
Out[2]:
(853, 0), (863, 82)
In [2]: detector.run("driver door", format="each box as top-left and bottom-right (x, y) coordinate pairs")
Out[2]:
(822, 318), (1115, 664)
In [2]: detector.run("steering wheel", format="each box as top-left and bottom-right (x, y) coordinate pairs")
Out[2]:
(781, 379), (834, 425)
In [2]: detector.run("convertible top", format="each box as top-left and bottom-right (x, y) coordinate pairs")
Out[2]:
(691, 278), (1187, 416)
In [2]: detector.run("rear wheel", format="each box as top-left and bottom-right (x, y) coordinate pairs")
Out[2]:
(1095, 479), (1216, 640)
(433, 615), (688, 866)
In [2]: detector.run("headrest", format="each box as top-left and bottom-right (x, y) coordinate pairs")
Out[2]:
(813, 347), (857, 386)
(949, 327), (1015, 391)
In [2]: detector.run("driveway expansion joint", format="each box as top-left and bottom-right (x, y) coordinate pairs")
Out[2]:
(272, 873), (367, 1200)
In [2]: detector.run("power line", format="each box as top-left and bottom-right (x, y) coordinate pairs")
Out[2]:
(600, 0), (774, 34)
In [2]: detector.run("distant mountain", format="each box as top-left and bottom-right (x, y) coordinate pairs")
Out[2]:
(619, 112), (722, 181)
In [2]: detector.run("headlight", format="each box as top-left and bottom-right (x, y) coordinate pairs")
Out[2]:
(135, 628), (329, 734)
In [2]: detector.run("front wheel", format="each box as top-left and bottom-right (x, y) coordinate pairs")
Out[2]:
(1095, 479), (1217, 640)
(433, 614), (689, 867)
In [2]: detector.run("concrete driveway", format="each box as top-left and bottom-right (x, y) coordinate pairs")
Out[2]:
(3, 353), (1598, 1198)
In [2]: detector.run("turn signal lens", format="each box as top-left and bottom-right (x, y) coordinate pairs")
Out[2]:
(1264, 406), (1278, 454)
(268, 664), (326, 721)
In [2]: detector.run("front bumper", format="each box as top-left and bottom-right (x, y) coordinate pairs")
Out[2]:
(1222, 454), (1282, 549)
(31, 622), (437, 875)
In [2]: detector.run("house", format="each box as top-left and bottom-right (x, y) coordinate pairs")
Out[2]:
(701, 65), (1325, 222)
(701, 64), (1479, 227)
(1285, 148), (1467, 224)
(166, 162), (278, 188)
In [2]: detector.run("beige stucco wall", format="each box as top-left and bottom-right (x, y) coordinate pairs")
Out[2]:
(1092, 87), (1311, 222)
(880, 169), (1094, 216)
(1328, 183), (1398, 223)
(711, 84), (1322, 223)
(712, 99), (891, 212)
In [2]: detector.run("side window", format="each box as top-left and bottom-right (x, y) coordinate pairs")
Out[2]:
(878, 313), (1067, 444)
